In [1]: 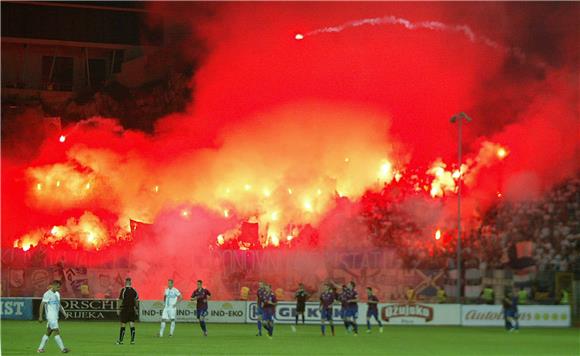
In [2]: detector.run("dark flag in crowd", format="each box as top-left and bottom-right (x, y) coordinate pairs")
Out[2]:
(512, 240), (537, 287)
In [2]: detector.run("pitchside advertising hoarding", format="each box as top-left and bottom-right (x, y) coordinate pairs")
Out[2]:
(246, 302), (461, 325)
(139, 300), (246, 323)
(0, 298), (33, 320)
(247, 302), (343, 324)
(31, 299), (119, 320)
(381, 303), (460, 325)
(3, 297), (571, 327)
(461, 305), (571, 327)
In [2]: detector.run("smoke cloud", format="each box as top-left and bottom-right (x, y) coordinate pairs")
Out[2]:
(2, 2), (578, 297)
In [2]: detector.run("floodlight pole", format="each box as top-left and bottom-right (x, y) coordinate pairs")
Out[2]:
(450, 112), (471, 303)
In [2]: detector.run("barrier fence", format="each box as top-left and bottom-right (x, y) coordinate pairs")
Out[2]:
(1, 298), (571, 327)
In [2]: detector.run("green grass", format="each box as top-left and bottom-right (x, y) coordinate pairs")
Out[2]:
(1, 321), (578, 355)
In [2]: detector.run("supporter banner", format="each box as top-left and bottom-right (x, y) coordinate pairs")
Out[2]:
(0, 298), (33, 320)
(461, 305), (571, 327)
(32, 298), (120, 320)
(213, 249), (446, 300)
(1, 267), (130, 299)
(87, 269), (129, 299)
(139, 300), (246, 323)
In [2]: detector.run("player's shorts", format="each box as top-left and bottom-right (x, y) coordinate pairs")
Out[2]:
(162, 307), (177, 320)
(340, 307), (347, 319)
(120, 308), (137, 323)
(262, 308), (275, 322)
(345, 305), (358, 319)
(321, 308), (333, 321)
(505, 310), (517, 318)
(367, 309), (378, 319)
(256, 304), (264, 317)
(296, 302), (306, 313)
(196, 306), (208, 319)
(46, 318), (59, 330)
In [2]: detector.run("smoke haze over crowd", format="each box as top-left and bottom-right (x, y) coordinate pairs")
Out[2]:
(2, 2), (578, 297)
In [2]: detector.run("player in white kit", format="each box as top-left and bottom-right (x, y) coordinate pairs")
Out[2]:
(37, 280), (70, 353)
(159, 279), (182, 337)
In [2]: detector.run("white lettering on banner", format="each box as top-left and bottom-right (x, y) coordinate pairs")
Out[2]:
(1, 301), (24, 316)
(61, 300), (118, 310)
(136, 301), (571, 327)
(379, 304), (460, 325)
(244, 302), (461, 325)
(139, 301), (246, 323)
(461, 305), (571, 327)
(246, 302), (345, 324)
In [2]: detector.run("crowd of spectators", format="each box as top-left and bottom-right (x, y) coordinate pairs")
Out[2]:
(478, 177), (580, 272)
(363, 176), (580, 275)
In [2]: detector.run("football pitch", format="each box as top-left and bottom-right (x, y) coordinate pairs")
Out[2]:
(2, 321), (578, 355)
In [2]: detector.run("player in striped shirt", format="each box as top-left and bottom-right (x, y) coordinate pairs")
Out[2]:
(191, 280), (211, 336)
(366, 287), (383, 333)
(256, 281), (267, 336)
(261, 284), (277, 338)
(336, 284), (351, 333)
(319, 283), (336, 336)
(345, 281), (359, 335)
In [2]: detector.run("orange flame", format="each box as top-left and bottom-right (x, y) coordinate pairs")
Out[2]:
(428, 160), (457, 198)
(16, 212), (109, 250)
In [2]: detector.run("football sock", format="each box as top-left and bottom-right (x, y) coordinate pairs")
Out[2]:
(38, 335), (49, 350)
(54, 335), (65, 351)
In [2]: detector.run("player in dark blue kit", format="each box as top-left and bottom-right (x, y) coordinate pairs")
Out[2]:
(502, 290), (519, 332)
(262, 284), (277, 338)
(190, 280), (211, 336)
(345, 281), (359, 335)
(366, 287), (383, 333)
(256, 281), (267, 336)
(319, 283), (336, 336)
(336, 284), (350, 333)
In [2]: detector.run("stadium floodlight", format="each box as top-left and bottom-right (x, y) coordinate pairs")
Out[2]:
(450, 112), (471, 303)
(450, 112), (472, 123)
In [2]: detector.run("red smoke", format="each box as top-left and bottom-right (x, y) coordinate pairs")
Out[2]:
(2, 2), (578, 298)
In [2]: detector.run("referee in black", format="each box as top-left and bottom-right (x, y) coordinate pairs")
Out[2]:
(292, 283), (309, 331)
(116, 277), (138, 345)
